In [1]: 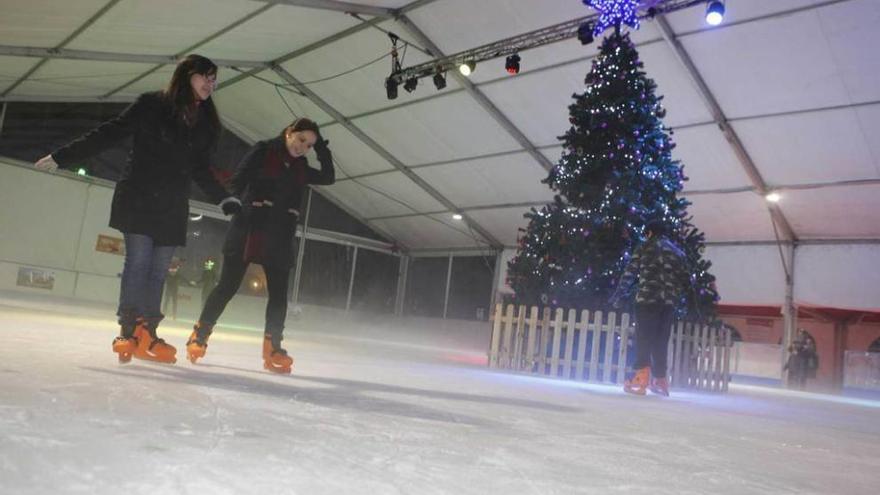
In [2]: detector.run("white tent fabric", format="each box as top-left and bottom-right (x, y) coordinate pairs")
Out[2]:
(1, 0), (878, 309)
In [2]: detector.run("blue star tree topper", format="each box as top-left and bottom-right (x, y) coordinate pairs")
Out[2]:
(585, 0), (641, 36)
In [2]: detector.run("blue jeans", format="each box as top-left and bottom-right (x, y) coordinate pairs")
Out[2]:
(118, 234), (175, 325)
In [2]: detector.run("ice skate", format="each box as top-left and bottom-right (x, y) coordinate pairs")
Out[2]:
(263, 334), (293, 374)
(186, 321), (213, 364)
(649, 377), (670, 397)
(112, 321), (138, 364)
(624, 367), (650, 395)
(132, 317), (177, 364)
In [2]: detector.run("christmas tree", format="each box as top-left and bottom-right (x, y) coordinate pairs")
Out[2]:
(507, 22), (718, 321)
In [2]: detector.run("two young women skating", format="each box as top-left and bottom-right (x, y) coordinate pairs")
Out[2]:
(35, 54), (334, 373)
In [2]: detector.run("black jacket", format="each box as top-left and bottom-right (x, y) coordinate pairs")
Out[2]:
(52, 91), (230, 246)
(223, 137), (335, 269)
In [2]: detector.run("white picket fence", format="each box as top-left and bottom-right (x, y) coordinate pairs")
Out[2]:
(488, 304), (732, 392)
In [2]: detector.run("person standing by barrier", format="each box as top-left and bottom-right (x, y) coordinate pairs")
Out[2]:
(611, 221), (689, 396)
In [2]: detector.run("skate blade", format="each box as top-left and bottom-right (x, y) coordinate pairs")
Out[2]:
(624, 382), (647, 396)
(264, 362), (292, 374)
(186, 349), (205, 364)
(133, 353), (177, 364)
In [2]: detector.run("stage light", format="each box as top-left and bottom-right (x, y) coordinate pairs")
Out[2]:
(404, 77), (418, 93)
(765, 192), (781, 203)
(385, 76), (398, 100)
(577, 22), (594, 45)
(453, 214), (463, 220)
(459, 61), (476, 76)
(433, 71), (447, 90)
(706, 0), (725, 26)
(505, 53), (521, 75)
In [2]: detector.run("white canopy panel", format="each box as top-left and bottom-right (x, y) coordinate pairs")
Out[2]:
(413, 151), (555, 209)
(705, 244), (788, 306)
(64, 0), (260, 56)
(794, 244), (880, 311)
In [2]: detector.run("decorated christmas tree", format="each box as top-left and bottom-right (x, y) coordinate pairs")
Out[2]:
(507, 3), (718, 321)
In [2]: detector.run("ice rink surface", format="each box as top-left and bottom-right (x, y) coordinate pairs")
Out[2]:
(1, 293), (878, 495)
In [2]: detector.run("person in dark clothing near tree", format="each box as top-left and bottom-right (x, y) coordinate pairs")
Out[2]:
(186, 118), (335, 374)
(784, 341), (807, 390)
(34, 54), (241, 364)
(611, 221), (690, 396)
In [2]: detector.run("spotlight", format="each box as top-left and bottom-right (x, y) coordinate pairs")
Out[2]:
(706, 0), (725, 26)
(452, 214), (463, 220)
(765, 192), (781, 203)
(433, 71), (446, 90)
(403, 76), (418, 93)
(385, 76), (398, 100)
(577, 22), (594, 45)
(76, 167), (88, 176)
(505, 53), (521, 75)
(459, 60), (476, 76)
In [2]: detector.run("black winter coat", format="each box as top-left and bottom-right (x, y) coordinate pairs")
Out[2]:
(52, 91), (230, 246)
(223, 137), (335, 269)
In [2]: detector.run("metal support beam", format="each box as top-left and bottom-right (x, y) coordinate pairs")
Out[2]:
(0, 102), (7, 138)
(251, 0), (395, 17)
(361, 176), (880, 222)
(488, 251), (503, 319)
(397, 15), (556, 174)
(1, 0), (124, 97)
(269, 63), (503, 248)
(0, 94), (135, 103)
(442, 253), (453, 319)
(409, 246), (499, 257)
(292, 188), (313, 306)
(0, 45), (264, 69)
(217, 0), (440, 91)
(395, 255), (409, 316)
(388, 0), (705, 86)
(345, 245), (359, 311)
(781, 245), (797, 386)
(655, 14), (796, 242)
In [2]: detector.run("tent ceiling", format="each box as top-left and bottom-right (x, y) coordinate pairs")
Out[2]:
(1, 0), (878, 251)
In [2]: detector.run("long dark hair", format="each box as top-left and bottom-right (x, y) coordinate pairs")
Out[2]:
(280, 118), (320, 138)
(164, 54), (221, 143)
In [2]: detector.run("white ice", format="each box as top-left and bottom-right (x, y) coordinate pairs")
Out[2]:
(1, 292), (878, 495)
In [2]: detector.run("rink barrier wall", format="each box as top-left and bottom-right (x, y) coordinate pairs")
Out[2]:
(489, 304), (733, 392)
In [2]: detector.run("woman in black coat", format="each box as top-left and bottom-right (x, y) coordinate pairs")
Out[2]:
(34, 54), (241, 364)
(186, 118), (334, 374)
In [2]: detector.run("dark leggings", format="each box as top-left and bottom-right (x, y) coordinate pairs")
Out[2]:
(633, 303), (675, 378)
(198, 255), (290, 338)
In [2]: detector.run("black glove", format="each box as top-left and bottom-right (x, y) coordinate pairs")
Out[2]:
(314, 134), (330, 154)
(221, 197), (242, 216)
